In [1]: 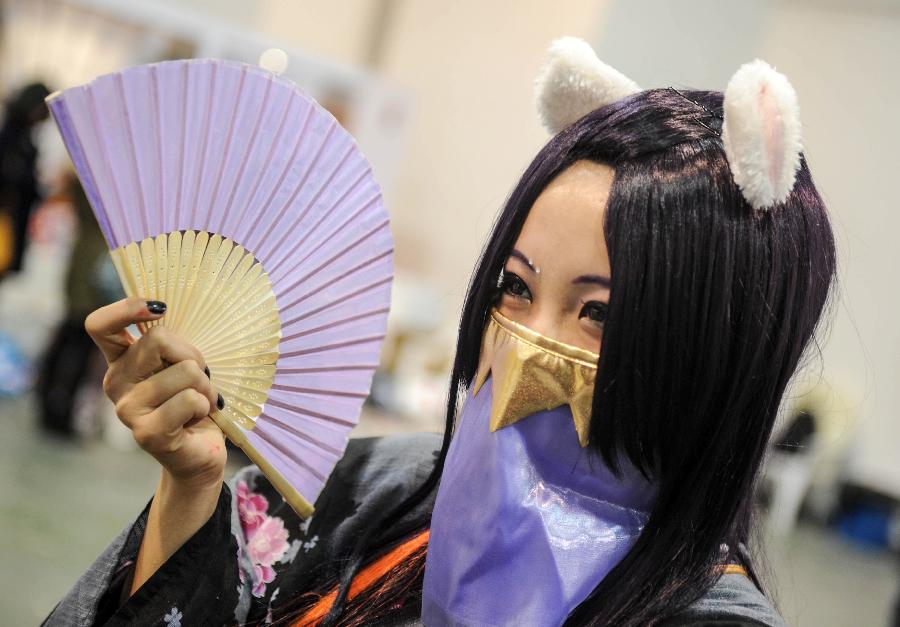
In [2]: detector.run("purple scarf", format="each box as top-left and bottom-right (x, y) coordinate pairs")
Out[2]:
(422, 380), (657, 626)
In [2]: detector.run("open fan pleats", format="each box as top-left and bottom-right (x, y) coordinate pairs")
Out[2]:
(48, 59), (393, 517)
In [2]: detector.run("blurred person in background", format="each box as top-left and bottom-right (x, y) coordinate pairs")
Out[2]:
(44, 41), (835, 626)
(36, 171), (119, 436)
(0, 82), (50, 280)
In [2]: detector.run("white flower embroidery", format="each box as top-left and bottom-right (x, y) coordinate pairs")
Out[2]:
(164, 607), (183, 627)
(302, 534), (319, 552)
(282, 539), (303, 564)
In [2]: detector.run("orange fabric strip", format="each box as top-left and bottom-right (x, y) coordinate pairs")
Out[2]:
(292, 529), (431, 627)
(292, 531), (747, 626)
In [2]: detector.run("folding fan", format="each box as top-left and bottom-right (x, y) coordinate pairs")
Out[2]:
(46, 59), (393, 518)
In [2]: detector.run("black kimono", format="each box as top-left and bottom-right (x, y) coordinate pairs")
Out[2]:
(43, 432), (786, 626)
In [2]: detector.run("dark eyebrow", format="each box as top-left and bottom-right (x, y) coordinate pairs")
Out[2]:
(509, 249), (537, 273)
(509, 248), (610, 287)
(573, 274), (611, 288)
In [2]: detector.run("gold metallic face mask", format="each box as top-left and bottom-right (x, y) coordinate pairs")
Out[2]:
(472, 308), (599, 447)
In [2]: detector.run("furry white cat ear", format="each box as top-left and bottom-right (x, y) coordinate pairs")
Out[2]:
(535, 36), (641, 135)
(722, 60), (802, 211)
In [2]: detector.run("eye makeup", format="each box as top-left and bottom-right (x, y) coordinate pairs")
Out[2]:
(499, 270), (532, 302)
(578, 300), (609, 326)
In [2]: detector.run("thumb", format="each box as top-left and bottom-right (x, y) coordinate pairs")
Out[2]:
(85, 297), (167, 363)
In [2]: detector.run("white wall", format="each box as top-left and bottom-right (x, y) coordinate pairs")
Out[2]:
(761, 2), (900, 497)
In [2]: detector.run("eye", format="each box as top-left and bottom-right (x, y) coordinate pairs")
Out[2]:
(579, 300), (608, 326)
(500, 271), (532, 302)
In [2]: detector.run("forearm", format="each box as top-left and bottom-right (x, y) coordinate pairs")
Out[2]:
(130, 469), (223, 595)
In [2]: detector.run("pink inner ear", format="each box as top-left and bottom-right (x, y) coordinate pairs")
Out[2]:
(758, 82), (784, 191)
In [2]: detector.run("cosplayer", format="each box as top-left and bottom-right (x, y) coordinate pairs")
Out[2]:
(45, 38), (833, 626)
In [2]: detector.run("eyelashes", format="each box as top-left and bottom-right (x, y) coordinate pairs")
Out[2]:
(578, 300), (608, 325)
(497, 269), (608, 328)
(499, 271), (532, 301)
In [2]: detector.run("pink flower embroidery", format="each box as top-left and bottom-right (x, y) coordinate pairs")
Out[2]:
(237, 480), (269, 536)
(235, 480), (291, 598)
(246, 516), (290, 567)
(251, 563), (276, 598)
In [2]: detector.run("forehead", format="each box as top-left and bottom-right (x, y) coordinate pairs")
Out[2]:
(514, 160), (614, 272)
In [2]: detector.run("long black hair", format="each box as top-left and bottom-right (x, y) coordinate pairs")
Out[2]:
(320, 87), (836, 626)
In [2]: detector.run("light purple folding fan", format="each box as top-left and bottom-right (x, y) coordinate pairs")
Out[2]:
(46, 59), (393, 518)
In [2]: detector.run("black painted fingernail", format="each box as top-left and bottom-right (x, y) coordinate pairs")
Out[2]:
(204, 366), (211, 378)
(146, 300), (167, 315)
(217, 393), (225, 410)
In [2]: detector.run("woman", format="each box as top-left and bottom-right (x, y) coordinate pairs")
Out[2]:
(45, 40), (834, 626)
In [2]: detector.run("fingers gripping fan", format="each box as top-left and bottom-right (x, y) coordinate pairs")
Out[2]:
(47, 59), (393, 518)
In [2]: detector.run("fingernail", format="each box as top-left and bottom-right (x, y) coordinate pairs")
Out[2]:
(204, 366), (211, 378)
(146, 300), (167, 315)
(217, 393), (225, 410)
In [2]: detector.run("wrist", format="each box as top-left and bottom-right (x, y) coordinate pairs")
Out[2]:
(158, 467), (224, 505)
(160, 459), (224, 490)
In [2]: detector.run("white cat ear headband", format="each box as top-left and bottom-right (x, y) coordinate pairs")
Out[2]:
(535, 36), (802, 211)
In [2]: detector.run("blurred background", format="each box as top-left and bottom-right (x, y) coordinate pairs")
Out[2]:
(0, 0), (897, 624)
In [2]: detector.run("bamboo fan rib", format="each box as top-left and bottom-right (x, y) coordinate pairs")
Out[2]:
(47, 59), (393, 518)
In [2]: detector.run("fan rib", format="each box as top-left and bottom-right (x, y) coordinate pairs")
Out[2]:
(171, 231), (208, 331)
(278, 167), (372, 262)
(194, 289), (276, 357)
(151, 66), (167, 234)
(221, 86), (293, 238)
(270, 384), (367, 399)
(46, 98), (115, 246)
(265, 397), (356, 428)
(87, 83), (130, 245)
(179, 237), (245, 341)
(253, 121), (338, 250)
(207, 364), (275, 380)
(280, 242), (392, 311)
(116, 73), (151, 238)
(280, 218), (390, 298)
(273, 192), (381, 289)
(177, 234), (223, 335)
(186, 62), (217, 230)
(278, 364), (379, 375)
(162, 231), (181, 328)
(188, 240), (251, 347)
(218, 77), (274, 236)
(250, 427), (328, 482)
(174, 62), (189, 230)
(281, 306), (390, 343)
(271, 172), (381, 275)
(280, 333), (385, 359)
(243, 103), (315, 247)
(189, 257), (263, 348)
(265, 141), (357, 269)
(202, 323), (280, 362)
(167, 230), (193, 332)
(280, 275), (391, 329)
(202, 65), (248, 229)
(256, 413), (343, 457)
(187, 248), (261, 351)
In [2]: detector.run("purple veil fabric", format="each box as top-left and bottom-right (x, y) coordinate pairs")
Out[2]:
(422, 380), (658, 626)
